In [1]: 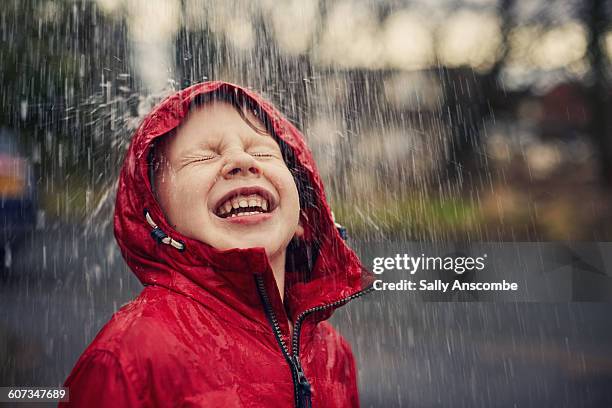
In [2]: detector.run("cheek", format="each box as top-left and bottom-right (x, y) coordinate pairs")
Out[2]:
(271, 167), (301, 216)
(159, 171), (211, 219)
(155, 171), (178, 215)
(175, 174), (211, 210)
(283, 170), (301, 208)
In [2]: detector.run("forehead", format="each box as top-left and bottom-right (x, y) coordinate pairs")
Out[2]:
(158, 100), (276, 156)
(181, 101), (267, 135)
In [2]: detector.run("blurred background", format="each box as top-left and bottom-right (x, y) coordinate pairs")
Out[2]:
(0, 0), (611, 406)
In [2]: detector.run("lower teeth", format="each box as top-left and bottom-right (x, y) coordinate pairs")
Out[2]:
(229, 211), (263, 218)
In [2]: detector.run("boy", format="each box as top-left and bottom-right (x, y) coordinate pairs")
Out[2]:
(60, 81), (375, 407)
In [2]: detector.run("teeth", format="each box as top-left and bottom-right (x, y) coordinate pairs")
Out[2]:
(228, 210), (264, 218)
(218, 193), (272, 218)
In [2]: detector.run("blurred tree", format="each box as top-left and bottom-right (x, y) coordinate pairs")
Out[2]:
(441, 0), (516, 186)
(0, 0), (131, 194)
(582, 0), (612, 186)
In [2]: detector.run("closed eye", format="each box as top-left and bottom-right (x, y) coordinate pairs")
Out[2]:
(251, 152), (276, 158)
(191, 154), (217, 163)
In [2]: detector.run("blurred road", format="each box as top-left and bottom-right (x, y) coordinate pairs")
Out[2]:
(0, 222), (141, 393)
(1, 223), (612, 407)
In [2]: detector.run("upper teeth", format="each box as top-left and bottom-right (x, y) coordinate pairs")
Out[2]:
(217, 193), (270, 217)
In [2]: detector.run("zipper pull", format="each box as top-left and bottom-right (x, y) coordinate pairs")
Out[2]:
(293, 356), (312, 408)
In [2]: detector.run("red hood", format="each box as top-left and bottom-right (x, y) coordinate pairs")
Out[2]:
(113, 81), (374, 327)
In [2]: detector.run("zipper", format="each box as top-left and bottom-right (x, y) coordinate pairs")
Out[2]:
(290, 285), (375, 364)
(255, 275), (374, 408)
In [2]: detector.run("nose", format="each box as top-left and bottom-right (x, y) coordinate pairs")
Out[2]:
(222, 150), (261, 179)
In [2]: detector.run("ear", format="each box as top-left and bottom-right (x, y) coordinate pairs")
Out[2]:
(292, 209), (307, 239)
(294, 218), (305, 239)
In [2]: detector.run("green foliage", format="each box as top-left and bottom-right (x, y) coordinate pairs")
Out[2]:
(331, 194), (484, 239)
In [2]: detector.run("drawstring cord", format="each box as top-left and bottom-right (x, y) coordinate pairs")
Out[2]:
(144, 209), (186, 251)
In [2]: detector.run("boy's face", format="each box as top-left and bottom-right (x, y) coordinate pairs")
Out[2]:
(154, 101), (301, 264)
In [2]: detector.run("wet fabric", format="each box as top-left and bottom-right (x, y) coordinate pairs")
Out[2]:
(60, 81), (375, 407)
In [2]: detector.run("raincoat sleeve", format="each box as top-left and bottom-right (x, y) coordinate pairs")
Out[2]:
(343, 342), (361, 408)
(59, 349), (140, 408)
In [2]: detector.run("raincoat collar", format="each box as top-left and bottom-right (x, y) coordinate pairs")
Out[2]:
(114, 81), (374, 328)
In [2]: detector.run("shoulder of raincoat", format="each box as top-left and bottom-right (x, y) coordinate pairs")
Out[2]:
(59, 81), (375, 408)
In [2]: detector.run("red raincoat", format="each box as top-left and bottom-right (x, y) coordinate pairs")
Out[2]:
(60, 82), (375, 407)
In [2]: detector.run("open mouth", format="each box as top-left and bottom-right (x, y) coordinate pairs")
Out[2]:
(214, 188), (276, 219)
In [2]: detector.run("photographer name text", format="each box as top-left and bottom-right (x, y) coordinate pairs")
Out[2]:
(373, 279), (518, 292)
(372, 253), (518, 292)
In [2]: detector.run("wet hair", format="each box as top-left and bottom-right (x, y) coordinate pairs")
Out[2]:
(147, 89), (318, 280)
